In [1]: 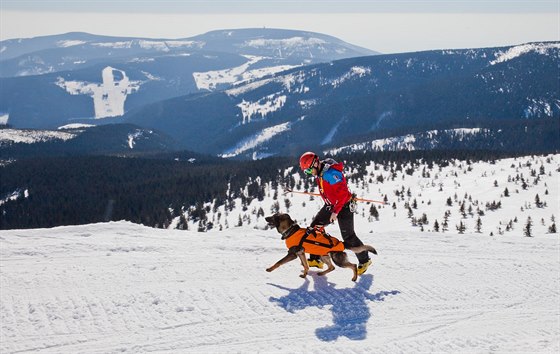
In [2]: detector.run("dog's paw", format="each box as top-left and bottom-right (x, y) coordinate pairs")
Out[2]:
(266, 268), (273, 272)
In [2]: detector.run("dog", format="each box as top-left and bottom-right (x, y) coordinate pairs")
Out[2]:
(265, 213), (377, 281)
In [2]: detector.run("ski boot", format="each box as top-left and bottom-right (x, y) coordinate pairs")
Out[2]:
(307, 259), (324, 269)
(357, 259), (372, 275)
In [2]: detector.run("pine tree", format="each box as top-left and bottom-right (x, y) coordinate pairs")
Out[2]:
(535, 194), (542, 208)
(370, 205), (379, 221)
(456, 221), (466, 234)
(433, 219), (440, 232)
(475, 217), (482, 233)
(524, 217), (533, 237)
(284, 198), (292, 212)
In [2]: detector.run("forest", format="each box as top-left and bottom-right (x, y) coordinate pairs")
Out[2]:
(0, 149), (549, 230)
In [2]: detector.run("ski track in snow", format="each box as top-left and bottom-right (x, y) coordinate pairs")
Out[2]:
(1, 220), (558, 353)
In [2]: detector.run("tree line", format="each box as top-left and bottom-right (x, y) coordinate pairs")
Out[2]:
(0, 149), (554, 230)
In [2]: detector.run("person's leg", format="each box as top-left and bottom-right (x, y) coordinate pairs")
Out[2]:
(337, 205), (370, 264)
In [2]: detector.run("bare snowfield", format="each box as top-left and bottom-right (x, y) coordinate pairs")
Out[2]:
(1, 219), (558, 353)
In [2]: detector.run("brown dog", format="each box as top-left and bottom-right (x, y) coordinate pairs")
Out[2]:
(265, 213), (377, 281)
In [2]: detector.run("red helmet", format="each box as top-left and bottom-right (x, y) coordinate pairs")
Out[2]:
(299, 152), (317, 170)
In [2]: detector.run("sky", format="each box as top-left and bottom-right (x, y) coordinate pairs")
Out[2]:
(0, 0), (558, 53)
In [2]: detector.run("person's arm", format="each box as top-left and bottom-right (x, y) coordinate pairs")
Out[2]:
(322, 169), (349, 216)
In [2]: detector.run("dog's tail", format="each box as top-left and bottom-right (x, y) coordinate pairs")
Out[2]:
(347, 244), (377, 255)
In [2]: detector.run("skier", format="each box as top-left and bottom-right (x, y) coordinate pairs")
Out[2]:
(298, 151), (372, 275)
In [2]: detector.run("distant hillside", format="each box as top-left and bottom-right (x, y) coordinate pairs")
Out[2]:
(0, 29), (376, 129)
(122, 42), (560, 157)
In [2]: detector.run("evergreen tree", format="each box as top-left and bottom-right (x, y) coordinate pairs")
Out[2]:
(475, 217), (482, 233)
(535, 194), (542, 208)
(433, 219), (440, 232)
(284, 198), (292, 212)
(446, 197), (453, 206)
(456, 221), (466, 234)
(370, 205), (379, 221)
(524, 217), (533, 237)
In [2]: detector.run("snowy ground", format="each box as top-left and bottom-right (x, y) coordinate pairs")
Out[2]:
(1, 219), (559, 353)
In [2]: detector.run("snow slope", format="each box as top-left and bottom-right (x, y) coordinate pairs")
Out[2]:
(1, 220), (558, 353)
(1, 154), (559, 353)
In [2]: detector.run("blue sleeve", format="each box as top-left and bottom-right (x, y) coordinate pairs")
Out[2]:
(323, 169), (344, 184)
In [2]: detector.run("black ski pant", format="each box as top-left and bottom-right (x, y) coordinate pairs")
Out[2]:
(309, 203), (370, 264)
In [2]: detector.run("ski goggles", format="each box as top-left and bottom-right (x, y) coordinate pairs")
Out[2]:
(304, 166), (314, 175)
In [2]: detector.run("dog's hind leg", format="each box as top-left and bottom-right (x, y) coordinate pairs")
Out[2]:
(317, 256), (335, 277)
(330, 252), (358, 281)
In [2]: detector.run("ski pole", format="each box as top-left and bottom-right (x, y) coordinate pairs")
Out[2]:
(284, 189), (387, 205)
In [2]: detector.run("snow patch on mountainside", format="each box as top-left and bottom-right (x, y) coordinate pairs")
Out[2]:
(58, 123), (95, 131)
(127, 130), (154, 149)
(329, 66), (371, 88)
(91, 41), (132, 49)
(193, 55), (263, 91)
(56, 66), (141, 118)
(490, 42), (560, 65)
(327, 128), (488, 154)
(193, 55), (297, 91)
(56, 40), (87, 48)
(90, 39), (203, 51)
(0, 189), (28, 206)
(226, 78), (276, 96)
(524, 98), (560, 118)
(16, 56), (54, 76)
(237, 93), (287, 124)
(221, 121), (292, 158)
(242, 37), (328, 58)
(0, 129), (77, 145)
(0, 113), (8, 125)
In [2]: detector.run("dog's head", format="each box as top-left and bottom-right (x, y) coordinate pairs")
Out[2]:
(265, 213), (296, 238)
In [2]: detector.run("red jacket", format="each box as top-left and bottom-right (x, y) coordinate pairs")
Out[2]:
(316, 159), (352, 214)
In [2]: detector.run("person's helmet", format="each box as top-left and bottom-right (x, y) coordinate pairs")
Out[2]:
(299, 152), (318, 170)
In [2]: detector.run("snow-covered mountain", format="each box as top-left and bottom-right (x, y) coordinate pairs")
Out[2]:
(2, 35), (557, 157)
(1, 153), (558, 353)
(122, 42), (560, 157)
(0, 29), (376, 128)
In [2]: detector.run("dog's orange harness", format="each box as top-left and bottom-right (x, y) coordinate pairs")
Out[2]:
(284, 227), (345, 256)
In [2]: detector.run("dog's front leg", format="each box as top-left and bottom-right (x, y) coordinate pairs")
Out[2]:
(266, 252), (297, 273)
(296, 251), (309, 278)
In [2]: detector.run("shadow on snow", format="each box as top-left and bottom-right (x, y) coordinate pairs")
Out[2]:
(268, 274), (400, 341)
